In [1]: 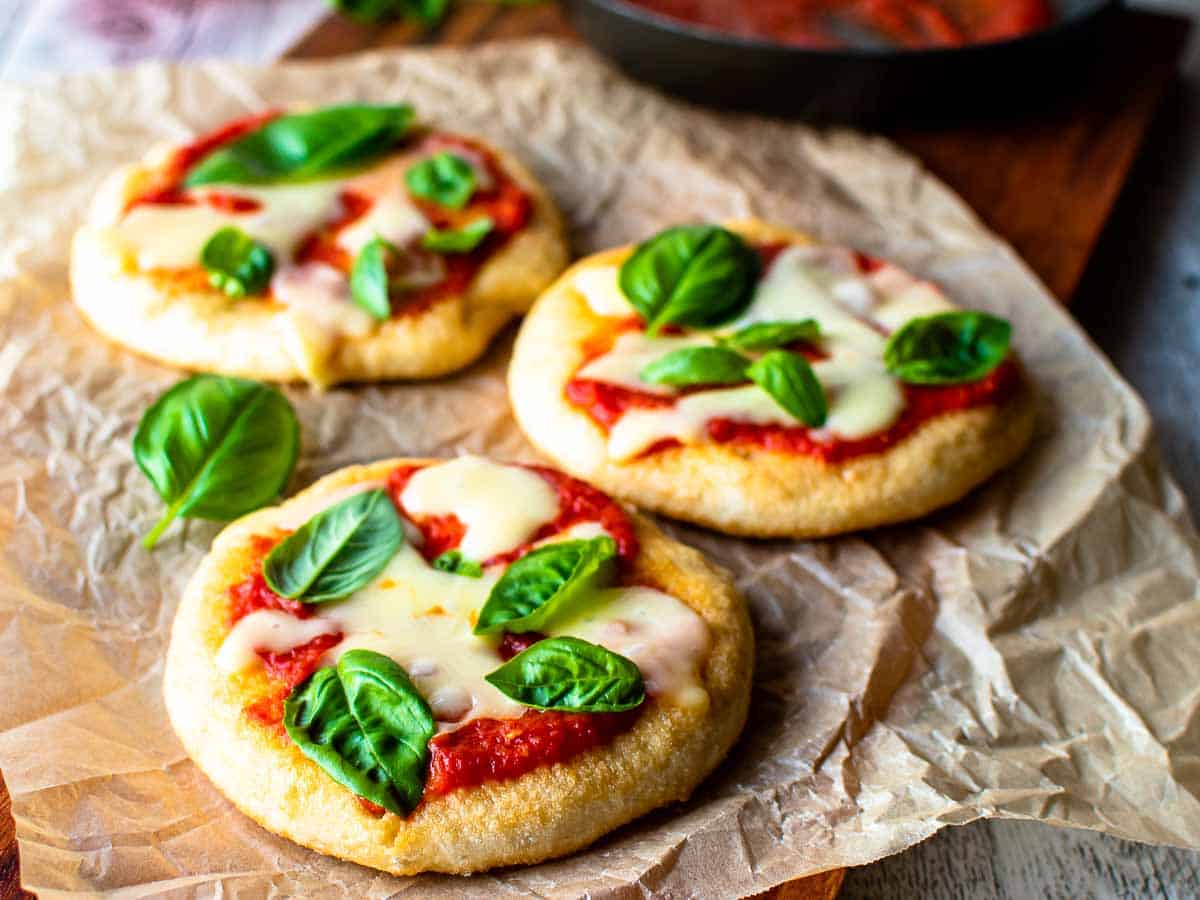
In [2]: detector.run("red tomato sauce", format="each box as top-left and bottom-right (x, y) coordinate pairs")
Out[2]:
(127, 115), (532, 320)
(425, 708), (641, 799)
(386, 462), (640, 568)
(227, 464), (642, 803)
(623, 0), (1054, 49)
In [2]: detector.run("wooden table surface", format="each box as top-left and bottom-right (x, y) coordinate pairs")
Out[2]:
(1, 2), (1198, 897)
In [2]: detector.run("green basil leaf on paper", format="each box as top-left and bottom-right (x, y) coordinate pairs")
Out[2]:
(328, 0), (450, 25)
(337, 650), (435, 815)
(184, 104), (415, 187)
(432, 550), (483, 578)
(884, 311), (1011, 385)
(746, 350), (828, 428)
(349, 235), (394, 320)
(200, 227), (275, 298)
(618, 224), (760, 335)
(639, 346), (750, 387)
(474, 536), (617, 635)
(422, 217), (494, 254)
(264, 489), (404, 603)
(134, 375), (299, 549)
(283, 667), (412, 816)
(485, 636), (645, 713)
(405, 151), (477, 209)
(718, 319), (820, 352)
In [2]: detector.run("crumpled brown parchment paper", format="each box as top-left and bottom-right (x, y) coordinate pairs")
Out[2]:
(1, 40), (1198, 899)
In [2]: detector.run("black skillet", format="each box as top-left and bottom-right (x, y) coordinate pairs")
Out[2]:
(564, 0), (1119, 123)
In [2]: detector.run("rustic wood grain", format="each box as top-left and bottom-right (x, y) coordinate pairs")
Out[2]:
(289, 4), (1189, 303)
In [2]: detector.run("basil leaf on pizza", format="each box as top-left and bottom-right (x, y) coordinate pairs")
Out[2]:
(329, 0), (449, 25)
(283, 667), (412, 816)
(884, 311), (1011, 385)
(640, 346), (750, 387)
(718, 319), (820, 352)
(337, 650), (435, 815)
(474, 536), (618, 635)
(485, 637), (645, 713)
(405, 151), (477, 209)
(264, 489), (404, 602)
(422, 217), (494, 254)
(746, 350), (828, 428)
(134, 375), (299, 549)
(200, 227), (274, 298)
(619, 225), (760, 336)
(432, 550), (483, 578)
(350, 236), (394, 320)
(184, 104), (415, 187)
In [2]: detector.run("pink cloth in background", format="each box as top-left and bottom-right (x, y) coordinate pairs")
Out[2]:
(0, 0), (328, 81)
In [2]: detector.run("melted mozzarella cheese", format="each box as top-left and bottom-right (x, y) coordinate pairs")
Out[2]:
(400, 456), (560, 561)
(335, 190), (429, 258)
(115, 181), (345, 270)
(578, 244), (954, 455)
(574, 265), (634, 317)
(271, 263), (376, 338)
(576, 331), (710, 396)
(548, 586), (711, 710)
(216, 610), (340, 674)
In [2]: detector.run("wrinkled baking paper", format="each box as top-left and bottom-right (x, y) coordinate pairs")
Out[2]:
(1, 41), (1198, 899)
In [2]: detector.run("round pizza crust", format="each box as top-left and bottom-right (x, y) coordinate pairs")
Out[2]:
(71, 135), (568, 387)
(508, 220), (1037, 539)
(163, 458), (753, 876)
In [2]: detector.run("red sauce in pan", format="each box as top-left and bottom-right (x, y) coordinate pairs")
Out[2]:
(622, 0), (1055, 49)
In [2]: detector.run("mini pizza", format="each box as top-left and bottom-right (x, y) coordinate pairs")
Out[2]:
(509, 220), (1036, 538)
(163, 455), (752, 875)
(71, 104), (568, 388)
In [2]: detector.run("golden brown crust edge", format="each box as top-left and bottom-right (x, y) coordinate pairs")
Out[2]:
(507, 219), (1037, 539)
(70, 140), (568, 387)
(162, 459), (753, 876)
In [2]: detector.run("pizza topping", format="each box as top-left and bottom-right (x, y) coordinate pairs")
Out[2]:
(184, 104), (416, 188)
(422, 217), (495, 254)
(216, 609), (341, 673)
(405, 151), (479, 209)
(269, 263), (377, 338)
(568, 237), (1014, 461)
(399, 456), (561, 561)
(883, 311), (1012, 384)
(348, 236), (395, 320)
(484, 636), (645, 713)
(620, 224), (761, 335)
(431, 550), (484, 578)
(199, 226), (275, 298)
(474, 536), (619, 635)
(263, 489), (406, 603)
(134, 375), (299, 549)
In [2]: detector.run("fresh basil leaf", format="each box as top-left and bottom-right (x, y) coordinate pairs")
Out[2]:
(640, 346), (750, 387)
(746, 350), (828, 427)
(619, 225), (759, 335)
(134, 375), (299, 549)
(884, 311), (1011, 384)
(349, 236), (393, 320)
(422, 217), (494, 254)
(199, 226), (275, 298)
(432, 550), (483, 578)
(337, 650), (434, 815)
(405, 152), (477, 209)
(718, 319), (820, 352)
(264, 489), (404, 603)
(485, 636), (645, 712)
(474, 536), (617, 635)
(283, 667), (411, 816)
(184, 104), (415, 187)
(327, 0), (450, 25)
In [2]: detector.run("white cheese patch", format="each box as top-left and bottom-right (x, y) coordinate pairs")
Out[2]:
(548, 586), (711, 710)
(335, 190), (429, 258)
(271, 263), (376, 339)
(576, 330), (711, 396)
(400, 456), (560, 561)
(115, 181), (345, 270)
(216, 610), (340, 674)
(578, 244), (959, 455)
(574, 265), (634, 318)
